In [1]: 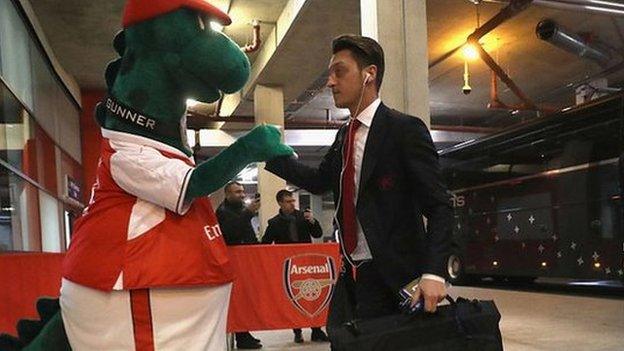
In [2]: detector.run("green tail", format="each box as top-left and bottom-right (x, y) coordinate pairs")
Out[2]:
(23, 312), (70, 351)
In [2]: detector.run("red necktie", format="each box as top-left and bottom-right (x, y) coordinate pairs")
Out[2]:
(341, 119), (361, 255)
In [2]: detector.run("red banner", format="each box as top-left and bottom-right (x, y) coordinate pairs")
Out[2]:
(227, 243), (341, 332)
(0, 244), (341, 334)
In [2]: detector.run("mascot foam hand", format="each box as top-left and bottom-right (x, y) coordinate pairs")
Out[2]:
(241, 124), (294, 162)
(186, 124), (293, 199)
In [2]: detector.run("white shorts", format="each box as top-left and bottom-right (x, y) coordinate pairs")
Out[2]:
(60, 279), (232, 351)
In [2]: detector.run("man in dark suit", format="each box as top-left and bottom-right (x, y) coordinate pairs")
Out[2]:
(216, 181), (260, 245)
(265, 35), (452, 324)
(261, 189), (329, 343)
(215, 181), (262, 349)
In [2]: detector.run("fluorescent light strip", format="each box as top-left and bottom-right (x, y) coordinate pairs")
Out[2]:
(588, 0), (624, 10)
(585, 5), (624, 15)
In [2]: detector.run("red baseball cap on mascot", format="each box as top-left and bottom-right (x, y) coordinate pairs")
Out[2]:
(123, 0), (232, 28)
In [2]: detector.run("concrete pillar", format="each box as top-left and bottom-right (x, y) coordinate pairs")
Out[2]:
(254, 85), (287, 236)
(360, 0), (431, 127)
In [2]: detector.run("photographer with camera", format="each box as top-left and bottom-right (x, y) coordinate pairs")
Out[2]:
(217, 182), (260, 246)
(261, 189), (329, 343)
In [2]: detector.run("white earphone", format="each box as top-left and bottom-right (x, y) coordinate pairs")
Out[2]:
(353, 72), (372, 118)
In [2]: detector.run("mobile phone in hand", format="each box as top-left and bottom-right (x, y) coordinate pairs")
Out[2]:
(399, 278), (424, 315)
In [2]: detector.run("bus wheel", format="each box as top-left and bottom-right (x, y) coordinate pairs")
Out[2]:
(447, 254), (464, 284)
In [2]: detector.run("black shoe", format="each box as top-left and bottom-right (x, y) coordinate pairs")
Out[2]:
(236, 332), (262, 349)
(249, 333), (261, 343)
(294, 332), (304, 343)
(237, 332), (261, 344)
(236, 339), (262, 349)
(311, 328), (329, 342)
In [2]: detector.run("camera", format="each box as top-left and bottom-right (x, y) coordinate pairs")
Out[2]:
(462, 84), (472, 95)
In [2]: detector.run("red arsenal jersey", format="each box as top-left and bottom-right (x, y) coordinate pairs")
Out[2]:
(63, 129), (234, 291)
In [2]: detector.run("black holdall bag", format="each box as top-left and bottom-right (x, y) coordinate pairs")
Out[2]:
(328, 296), (504, 351)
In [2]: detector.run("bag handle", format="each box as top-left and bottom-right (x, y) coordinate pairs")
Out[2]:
(448, 296), (500, 344)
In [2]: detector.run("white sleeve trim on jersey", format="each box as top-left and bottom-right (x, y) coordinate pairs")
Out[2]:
(176, 168), (194, 215)
(109, 140), (195, 214)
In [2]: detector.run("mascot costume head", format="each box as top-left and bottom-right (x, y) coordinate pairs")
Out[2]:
(101, 0), (250, 154)
(0, 1), (292, 350)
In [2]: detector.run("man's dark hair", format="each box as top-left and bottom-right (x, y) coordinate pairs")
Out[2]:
(332, 34), (385, 91)
(276, 189), (293, 203)
(224, 181), (242, 193)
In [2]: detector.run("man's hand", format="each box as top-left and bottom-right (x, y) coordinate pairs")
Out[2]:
(246, 198), (260, 214)
(411, 278), (446, 313)
(303, 209), (315, 223)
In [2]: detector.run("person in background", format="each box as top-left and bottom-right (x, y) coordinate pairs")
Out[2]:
(217, 182), (260, 245)
(216, 181), (262, 349)
(262, 189), (329, 343)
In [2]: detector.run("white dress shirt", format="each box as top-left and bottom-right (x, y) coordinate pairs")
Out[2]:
(349, 98), (380, 262)
(346, 98), (445, 284)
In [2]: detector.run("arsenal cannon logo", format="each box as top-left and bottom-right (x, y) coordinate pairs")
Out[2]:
(283, 254), (337, 318)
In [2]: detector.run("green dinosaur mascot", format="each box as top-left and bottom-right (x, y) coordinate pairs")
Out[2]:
(0, 0), (293, 350)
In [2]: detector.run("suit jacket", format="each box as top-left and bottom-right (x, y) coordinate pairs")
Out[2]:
(265, 103), (452, 293)
(216, 200), (259, 245)
(261, 209), (323, 244)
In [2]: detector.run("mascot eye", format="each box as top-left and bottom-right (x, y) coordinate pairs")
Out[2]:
(197, 15), (206, 31)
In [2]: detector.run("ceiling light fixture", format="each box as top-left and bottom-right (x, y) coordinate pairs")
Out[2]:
(584, 5), (624, 15)
(588, 0), (624, 9)
(462, 43), (480, 61)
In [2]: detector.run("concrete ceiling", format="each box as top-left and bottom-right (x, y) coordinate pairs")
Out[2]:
(28, 0), (624, 131)
(219, 0), (289, 63)
(28, 0), (288, 89)
(229, 0), (360, 120)
(28, 0), (125, 89)
(428, 0), (624, 128)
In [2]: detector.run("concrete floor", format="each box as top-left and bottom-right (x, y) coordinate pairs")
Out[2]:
(242, 286), (624, 351)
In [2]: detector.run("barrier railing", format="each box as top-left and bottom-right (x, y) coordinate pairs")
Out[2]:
(0, 243), (341, 335)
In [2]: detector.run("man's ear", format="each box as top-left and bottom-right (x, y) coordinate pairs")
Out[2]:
(364, 65), (377, 85)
